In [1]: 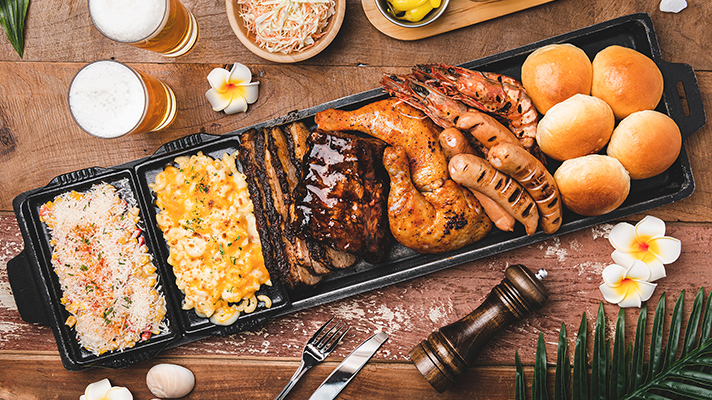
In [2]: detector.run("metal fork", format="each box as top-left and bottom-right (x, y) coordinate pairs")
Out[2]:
(274, 317), (350, 400)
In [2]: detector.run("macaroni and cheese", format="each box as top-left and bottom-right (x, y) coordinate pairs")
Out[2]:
(150, 151), (270, 325)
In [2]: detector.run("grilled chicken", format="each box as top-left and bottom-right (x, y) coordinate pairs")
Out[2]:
(315, 98), (492, 253)
(315, 98), (447, 193)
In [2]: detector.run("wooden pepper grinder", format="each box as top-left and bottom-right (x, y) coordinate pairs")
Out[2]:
(409, 264), (549, 392)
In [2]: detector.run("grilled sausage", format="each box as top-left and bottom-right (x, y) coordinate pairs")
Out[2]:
(439, 127), (477, 159)
(439, 127), (516, 232)
(469, 190), (516, 232)
(456, 110), (523, 150)
(449, 153), (539, 235)
(487, 142), (562, 234)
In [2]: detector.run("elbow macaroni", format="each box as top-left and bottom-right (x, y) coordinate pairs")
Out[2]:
(150, 152), (271, 325)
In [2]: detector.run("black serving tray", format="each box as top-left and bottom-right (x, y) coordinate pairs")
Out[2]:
(8, 13), (706, 371)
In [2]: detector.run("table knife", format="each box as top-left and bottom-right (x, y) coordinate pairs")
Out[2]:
(308, 331), (389, 400)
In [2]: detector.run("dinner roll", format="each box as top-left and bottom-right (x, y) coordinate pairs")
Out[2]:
(521, 43), (593, 114)
(554, 155), (630, 216)
(591, 45), (664, 119)
(607, 110), (681, 179)
(536, 94), (614, 161)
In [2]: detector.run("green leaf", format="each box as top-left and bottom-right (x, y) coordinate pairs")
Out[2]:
(516, 287), (712, 400)
(533, 332), (549, 400)
(652, 380), (712, 399)
(591, 303), (608, 400)
(631, 303), (648, 393)
(683, 288), (705, 356)
(0, 0), (29, 58)
(573, 312), (588, 400)
(611, 308), (627, 399)
(664, 291), (685, 369)
(700, 289), (712, 340)
(667, 368), (712, 386)
(649, 293), (667, 379)
(554, 322), (570, 400)
(515, 351), (527, 400)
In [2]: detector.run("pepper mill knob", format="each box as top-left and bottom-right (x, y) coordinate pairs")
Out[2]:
(409, 264), (549, 392)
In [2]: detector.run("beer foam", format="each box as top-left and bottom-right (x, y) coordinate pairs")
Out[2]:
(89, 0), (167, 42)
(69, 61), (146, 139)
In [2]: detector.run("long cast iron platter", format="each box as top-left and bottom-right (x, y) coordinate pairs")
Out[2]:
(7, 13), (706, 370)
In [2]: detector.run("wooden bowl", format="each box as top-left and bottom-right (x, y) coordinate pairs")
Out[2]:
(226, 0), (346, 63)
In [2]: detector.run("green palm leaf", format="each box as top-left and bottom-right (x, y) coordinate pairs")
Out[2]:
(554, 322), (570, 400)
(591, 304), (607, 399)
(610, 309), (626, 399)
(516, 351), (526, 400)
(572, 313), (588, 400)
(514, 288), (712, 400)
(533, 332), (549, 400)
(0, 0), (30, 58)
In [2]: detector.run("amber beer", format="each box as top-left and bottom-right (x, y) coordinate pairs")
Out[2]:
(88, 0), (198, 57)
(68, 60), (177, 138)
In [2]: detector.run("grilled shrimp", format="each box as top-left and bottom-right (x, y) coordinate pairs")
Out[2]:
(381, 73), (469, 129)
(414, 63), (539, 150)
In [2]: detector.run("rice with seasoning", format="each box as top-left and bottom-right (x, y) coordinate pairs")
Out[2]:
(39, 182), (167, 355)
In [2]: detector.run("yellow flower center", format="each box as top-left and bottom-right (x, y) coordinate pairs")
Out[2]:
(618, 278), (637, 295)
(225, 82), (245, 98)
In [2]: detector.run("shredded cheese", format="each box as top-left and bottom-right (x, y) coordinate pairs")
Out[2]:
(39, 182), (167, 356)
(238, 0), (336, 54)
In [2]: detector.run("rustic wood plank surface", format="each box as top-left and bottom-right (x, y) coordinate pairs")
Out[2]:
(1, 0), (711, 398)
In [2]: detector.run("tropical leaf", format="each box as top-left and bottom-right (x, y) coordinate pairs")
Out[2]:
(516, 351), (526, 400)
(591, 304), (607, 400)
(533, 332), (549, 400)
(554, 322), (570, 400)
(572, 313), (588, 400)
(610, 309), (626, 399)
(630, 303), (648, 392)
(514, 288), (712, 400)
(0, 0), (30, 58)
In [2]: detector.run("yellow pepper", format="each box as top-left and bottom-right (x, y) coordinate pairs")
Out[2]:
(388, 0), (441, 22)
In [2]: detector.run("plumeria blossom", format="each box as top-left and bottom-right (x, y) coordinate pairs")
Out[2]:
(608, 216), (681, 282)
(79, 379), (133, 400)
(205, 63), (259, 114)
(599, 260), (658, 308)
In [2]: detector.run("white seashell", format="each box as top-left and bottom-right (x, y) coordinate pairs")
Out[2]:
(146, 363), (195, 398)
(659, 0), (687, 13)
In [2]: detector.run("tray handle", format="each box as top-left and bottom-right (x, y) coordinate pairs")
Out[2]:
(660, 61), (707, 140)
(46, 167), (110, 188)
(152, 133), (221, 157)
(6, 250), (51, 325)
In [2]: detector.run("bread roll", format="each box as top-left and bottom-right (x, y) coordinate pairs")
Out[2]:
(607, 110), (681, 179)
(591, 45), (664, 119)
(554, 155), (630, 216)
(536, 94), (615, 161)
(521, 43), (593, 114)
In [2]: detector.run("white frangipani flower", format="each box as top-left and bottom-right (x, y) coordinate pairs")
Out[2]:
(205, 63), (259, 114)
(79, 378), (133, 400)
(608, 215), (681, 282)
(599, 260), (657, 308)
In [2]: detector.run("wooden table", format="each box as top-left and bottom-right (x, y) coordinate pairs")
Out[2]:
(1, 0), (710, 398)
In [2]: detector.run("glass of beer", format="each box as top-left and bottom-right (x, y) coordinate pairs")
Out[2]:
(68, 60), (177, 139)
(88, 0), (199, 57)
